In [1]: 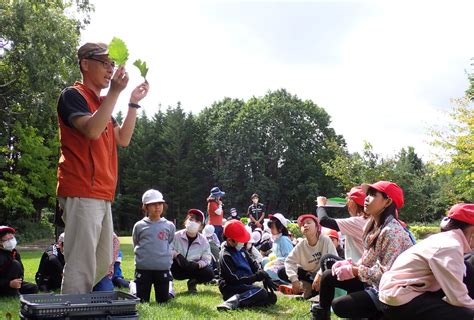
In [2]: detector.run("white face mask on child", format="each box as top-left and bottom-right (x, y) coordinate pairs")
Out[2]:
(271, 233), (282, 241)
(185, 221), (200, 234)
(2, 237), (17, 251)
(235, 242), (244, 251)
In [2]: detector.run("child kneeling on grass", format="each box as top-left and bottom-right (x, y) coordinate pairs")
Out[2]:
(132, 189), (175, 303)
(217, 220), (277, 311)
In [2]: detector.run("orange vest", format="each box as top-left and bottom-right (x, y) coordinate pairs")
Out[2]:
(56, 82), (118, 201)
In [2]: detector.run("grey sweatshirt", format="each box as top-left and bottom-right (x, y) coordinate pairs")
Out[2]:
(132, 217), (176, 270)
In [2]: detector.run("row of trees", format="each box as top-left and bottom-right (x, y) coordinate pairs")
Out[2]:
(1, 1), (472, 235)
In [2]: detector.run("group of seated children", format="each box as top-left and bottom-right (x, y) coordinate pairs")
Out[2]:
(1, 183), (472, 320)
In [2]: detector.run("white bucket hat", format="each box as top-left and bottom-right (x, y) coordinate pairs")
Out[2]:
(203, 224), (215, 238)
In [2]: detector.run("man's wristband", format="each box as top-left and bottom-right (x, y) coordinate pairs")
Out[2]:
(128, 103), (141, 109)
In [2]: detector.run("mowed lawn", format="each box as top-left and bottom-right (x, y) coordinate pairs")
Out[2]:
(0, 237), (343, 319)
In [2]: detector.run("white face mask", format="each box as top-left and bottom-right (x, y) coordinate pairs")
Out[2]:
(2, 237), (17, 251)
(231, 212), (237, 217)
(272, 233), (282, 241)
(235, 242), (244, 251)
(185, 220), (200, 234)
(252, 199), (258, 204)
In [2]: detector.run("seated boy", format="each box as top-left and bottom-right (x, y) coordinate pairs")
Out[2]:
(35, 233), (65, 291)
(0, 226), (38, 296)
(217, 220), (277, 311)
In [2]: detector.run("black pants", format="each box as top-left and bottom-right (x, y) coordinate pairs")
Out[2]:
(35, 260), (63, 291)
(0, 260), (38, 296)
(220, 284), (277, 308)
(319, 268), (365, 310)
(277, 266), (315, 283)
(171, 261), (214, 284)
(464, 252), (474, 298)
(277, 266), (318, 297)
(213, 225), (224, 243)
(332, 289), (379, 318)
(135, 269), (171, 303)
(381, 291), (474, 320)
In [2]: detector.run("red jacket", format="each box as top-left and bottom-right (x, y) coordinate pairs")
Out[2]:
(208, 200), (223, 226)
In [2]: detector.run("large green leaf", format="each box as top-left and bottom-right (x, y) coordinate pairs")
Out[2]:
(108, 37), (129, 65)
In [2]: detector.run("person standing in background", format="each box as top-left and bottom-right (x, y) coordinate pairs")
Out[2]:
(247, 193), (265, 231)
(207, 187), (226, 242)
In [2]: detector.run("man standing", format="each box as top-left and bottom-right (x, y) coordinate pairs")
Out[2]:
(57, 42), (149, 294)
(247, 193), (265, 230)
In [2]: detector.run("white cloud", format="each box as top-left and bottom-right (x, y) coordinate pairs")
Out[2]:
(80, 0), (474, 160)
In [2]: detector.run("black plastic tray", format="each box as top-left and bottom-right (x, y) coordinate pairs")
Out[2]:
(19, 291), (139, 319)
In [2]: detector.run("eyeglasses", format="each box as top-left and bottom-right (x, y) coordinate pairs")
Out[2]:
(87, 57), (116, 69)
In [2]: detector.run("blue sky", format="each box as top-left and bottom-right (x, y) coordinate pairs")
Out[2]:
(80, 0), (474, 160)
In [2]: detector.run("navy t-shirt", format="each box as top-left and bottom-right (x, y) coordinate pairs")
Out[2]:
(57, 87), (117, 128)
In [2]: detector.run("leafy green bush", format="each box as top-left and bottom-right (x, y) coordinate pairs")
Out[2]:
(409, 225), (439, 241)
(287, 223), (303, 238)
(14, 214), (54, 244)
(240, 217), (249, 225)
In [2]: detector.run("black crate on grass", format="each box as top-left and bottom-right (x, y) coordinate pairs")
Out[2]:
(19, 291), (139, 319)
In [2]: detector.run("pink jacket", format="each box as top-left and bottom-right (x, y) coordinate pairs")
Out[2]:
(379, 229), (474, 309)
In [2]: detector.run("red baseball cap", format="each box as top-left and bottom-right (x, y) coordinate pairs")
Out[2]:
(448, 203), (474, 225)
(324, 228), (339, 240)
(297, 214), (319, 227)
(224, 220), (251, 243)
(0, 226), (15, 238)
(362, 181), (404, 209)
(347, 186), (366, 206)
(187, 209), (205, 223)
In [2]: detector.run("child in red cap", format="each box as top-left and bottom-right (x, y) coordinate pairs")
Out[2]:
(277, 215), (338, 299)
(0, 226), (38, 296)
(217, 220), (277, 311)
(317, 186), (368, 263)
(379, 203), (474, 320)
(313, 181), (413, 320)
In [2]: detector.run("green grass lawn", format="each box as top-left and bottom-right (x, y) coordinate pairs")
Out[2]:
(0, 237), (342, 319)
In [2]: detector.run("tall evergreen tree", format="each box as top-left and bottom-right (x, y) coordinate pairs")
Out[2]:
(0, 1), (92, 223)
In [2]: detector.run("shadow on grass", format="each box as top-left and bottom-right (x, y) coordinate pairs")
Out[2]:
(175, 288), (221, 298)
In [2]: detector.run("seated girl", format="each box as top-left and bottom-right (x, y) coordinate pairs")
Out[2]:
(379, 203), (474, 320)
(278, 214), (337, 299)
(312, 181), (413, 320)
(262, 213), (293, 282)
(172, 209), (214, 294)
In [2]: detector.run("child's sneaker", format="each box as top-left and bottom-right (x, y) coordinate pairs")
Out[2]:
(129, 280), (137, 296)
(279, 284), (299, 295)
